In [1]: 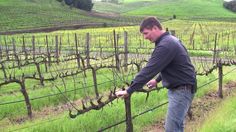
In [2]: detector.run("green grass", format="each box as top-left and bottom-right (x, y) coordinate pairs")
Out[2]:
(3, 90), (168, 132)
(199, 92), (236, 132)
(123, 0), (155, 3)
(0, 0), (117, 32)
(125, 0), (236, 19)
(2, 19), (236, 56)
(2, 66), (236, 132)
(1, 0), (236, 32)
(0, 66), (136, 118)
(93, 1), (157, 14)
(94, 0), (236, 21)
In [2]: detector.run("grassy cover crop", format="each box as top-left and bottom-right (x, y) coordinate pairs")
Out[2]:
(198, 90), (236, 132)
(1, 0), (236, 131)
(3, 66), (236, 132)
(2, 19), (236, 57)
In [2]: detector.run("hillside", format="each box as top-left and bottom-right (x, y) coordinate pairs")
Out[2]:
(93, 0), (236, 20)
(1, 0), (236, 32)
(0, 0), (138, 32)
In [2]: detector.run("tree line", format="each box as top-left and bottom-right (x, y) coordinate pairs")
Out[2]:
(57, 0), (93, 11)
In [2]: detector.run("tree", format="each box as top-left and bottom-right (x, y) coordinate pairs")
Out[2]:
(64, 0), (74, 5)
(73, 0), (94, 11)
(56, 0), (94, 11)
(223, 0), (236, 12)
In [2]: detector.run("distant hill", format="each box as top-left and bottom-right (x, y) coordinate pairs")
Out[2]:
(0, 0), (104, 32)
(93, 0), (236, 20)
(1, 0), (236, 33)
(0, 0), (141, 33)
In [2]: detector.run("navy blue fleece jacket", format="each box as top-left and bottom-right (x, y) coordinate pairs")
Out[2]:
(127, 32), (196, 94)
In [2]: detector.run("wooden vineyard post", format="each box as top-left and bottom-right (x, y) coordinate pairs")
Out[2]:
(99, 47), (103, 58)
(46, 35), (51, 66)
(75, 33), (81, 68)
(86, 33), (90, 67)
(12, 37), (20, 67)
(218, 60), (223, 98)
(125, 96), (133, 132)
(170, 30), (175, 36)
(4, 37), (9, 61)
(124, 31), (128, 72)
(213, 33), (217, 64)
(234, 45), (236, 55)
(113, 30), (120, 71)
(207, 35), (210, 50)
(32, 35), (36, 61)
(192, 39), (195, 50)
(22, 35), (28, 62)
(35, 62), (44, 86)
(91, 67), (99, 98)
(0, 35), (1, 59)
(55, 35), (59, 64)
(0, 44), (2, 59)
(59, 35), (62, 55)
(44, 58), (48, 72)
(12, 37), (16, 57)
(67, 33), (70, 47)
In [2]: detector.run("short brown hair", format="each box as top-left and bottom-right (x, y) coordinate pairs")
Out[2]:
(140, 16), (162, 32)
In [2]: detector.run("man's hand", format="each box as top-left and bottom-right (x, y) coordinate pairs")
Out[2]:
(146, 79), (157, 89)
(115, 90), (129, 99)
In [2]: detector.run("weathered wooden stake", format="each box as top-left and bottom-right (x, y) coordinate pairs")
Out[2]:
(0, 35), (2, 59)
(124, 31), (128, 72)
(170, 30), (176, 36)
(75, 33), (81, 68)
(4, 37), (9, 60)
(0, 44), (2, 59)
(91, 67), (99, 98)
(55, 35), (59, 64)
(125, 96), (133, 132)
(35, 62), (44, 86)
(218, 61), (223, 98)
(86, 33), (90, 67)
(45, 35), (51, 66)
(213, 33), (217, 64)
(32, 36), (36, 61)
(12, 37), (20, 68)
(113, 30), (120, 71)
(22, 35), (28, 61)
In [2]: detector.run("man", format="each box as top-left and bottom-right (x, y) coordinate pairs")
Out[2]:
(115, 16), (196, 132)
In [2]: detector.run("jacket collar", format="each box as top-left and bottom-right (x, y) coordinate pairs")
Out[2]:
(155, 32), (170, 46)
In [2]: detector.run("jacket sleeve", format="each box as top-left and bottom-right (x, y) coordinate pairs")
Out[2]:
(127, 43), (177, 94)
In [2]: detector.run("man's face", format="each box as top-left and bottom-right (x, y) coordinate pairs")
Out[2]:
(142, 27), (159, 43)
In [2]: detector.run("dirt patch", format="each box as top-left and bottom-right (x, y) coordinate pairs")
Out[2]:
(6, 95), (103, 125)
(142, 120), (165, 132)
(184, 92), (221, 132)
(7, 98), (83, 125)
(142, 81), (236, 132)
